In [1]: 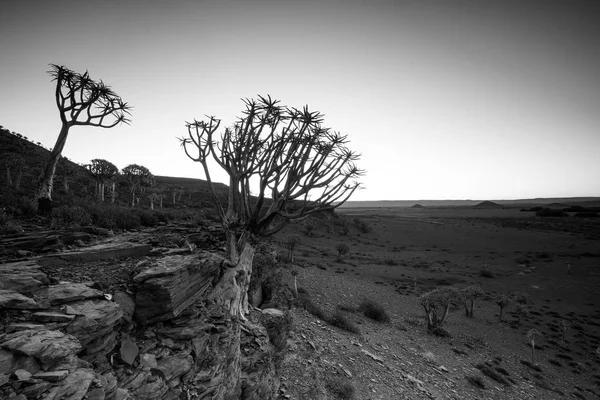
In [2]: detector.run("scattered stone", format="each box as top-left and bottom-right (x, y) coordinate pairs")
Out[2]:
(12, 368), (32, 380)
(33, 370), (69, 382)
(119, 338), (139, 366)
(361, 349), (384, 363)
(139, 353), (158, 369)
(261, 308), (284, 317)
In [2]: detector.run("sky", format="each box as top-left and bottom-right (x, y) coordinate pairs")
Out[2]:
(1, 0), (599, 201)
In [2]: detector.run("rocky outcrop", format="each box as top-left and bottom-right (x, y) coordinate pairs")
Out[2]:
(1, 247), (283, 400)
(132, 252), (222, 324)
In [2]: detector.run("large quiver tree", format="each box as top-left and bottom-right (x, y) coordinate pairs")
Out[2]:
(121, 164), (152, 207)
(36, 64), (131, 212)
(180, 95), (363, 318)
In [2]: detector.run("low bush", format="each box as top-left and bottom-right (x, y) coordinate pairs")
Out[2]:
(535, 208), (567, 217)
(476, 363), (510, 385)
(0, 220), (23, 234)
(466, 375), (486, 389)
(520, 359), (543, 372)
(328, 311), (360, 334)
(360, 299), (390, 323)
(51, 205), (92, 228)
(353, 217), (372, 233)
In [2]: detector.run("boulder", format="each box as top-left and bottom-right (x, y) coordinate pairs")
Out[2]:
(41, 368), (96, 400)
(0, 260), (49, 294)
(133, 253), (222, 324)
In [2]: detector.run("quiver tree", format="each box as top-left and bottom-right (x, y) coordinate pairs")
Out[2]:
(461, 285), (484, 317)
(496, 294), (510, 321)
(419, 287), (461, 332)
(526, 328), (541, 364)
(559, 319), (571, 344)
(180, 95), (362, 319)
(86, 159), (118, 201)
(281, 235), (301, 263)
(1, 154), (25, 190)
(56, 156), (77, 194)
(336, 242), (350, 261)
(36, 64), (131, 212)
(121, 164), (152, 207)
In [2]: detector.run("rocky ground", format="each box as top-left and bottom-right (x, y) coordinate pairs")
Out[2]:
(1, 208), (600, 399)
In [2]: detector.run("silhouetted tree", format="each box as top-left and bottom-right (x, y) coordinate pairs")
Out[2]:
(86, 159), (118, 201)
(180, 95), (362, 319)
(35, 64), (131, 212)
(122, 164), (152, 207)
(56, 156), (78, 194)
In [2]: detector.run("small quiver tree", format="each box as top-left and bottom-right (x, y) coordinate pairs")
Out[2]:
(86, 159), (118, 201)
(180, 95), (362, 319)
(420, 287), (461, 333)
(121, 164), (152, 207)
(496, 294), (510, 321)
(335, 242), (350, 261)
(281, 235), (301, 263)
(36, 64), (131, 212)
(559, 319), (571, 344)
(461, 285), (484, 317)
(526, 328), (541, 364)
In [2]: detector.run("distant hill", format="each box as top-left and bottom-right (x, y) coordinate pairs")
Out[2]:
(340, 197), (600, 208)
(0, 125), (225, 209)
(410, 204), (424, 209)
(473, 201), (503, 209)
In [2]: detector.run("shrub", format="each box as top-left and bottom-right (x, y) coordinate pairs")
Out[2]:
(116, 211), (141, 230)
(328, 311), (360, 334)
(327, 377), (356, 400)
(336, 242), (350, 261)
(479, 264), (494, 278)
(136, 209), (159, 227)
(0, 220), (23, 235)
(520, 359), (543, 372)
(360, 299), (390, 323)
(476, 363), (510, 385)
(353, 217), (372, 233)
(51, 205), (92, 228)
(466, 375), (486, 389)
(515, 304), (529, 324)
(535, 208), (567, 217)
(337, 304), (358, 313)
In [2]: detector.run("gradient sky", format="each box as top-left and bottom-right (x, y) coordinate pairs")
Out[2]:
(1, 0), (599, 201)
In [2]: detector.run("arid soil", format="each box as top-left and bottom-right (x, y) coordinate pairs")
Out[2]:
(274, 207), (600, 399)
(3, 206), (599, 399)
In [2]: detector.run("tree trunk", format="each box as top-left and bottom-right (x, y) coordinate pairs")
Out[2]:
(63, 176), (69, 193)
(5, 167), (12, 188)
(15, 171), (22, 191)
(531, 341), (535, 363)
(469, 299), (474, 317)
(439, 304), (451, 326)
(172, 191), (176, 204)
(499, 306), (504, 321)
(100, 182), (105, 202)
(111, 182), (116, 203)
(212, 233), (255, 319)
(36, 123), (70, 210)
(159, 195), (163, 208)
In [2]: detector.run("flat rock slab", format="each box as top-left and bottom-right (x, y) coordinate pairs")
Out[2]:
(36, 283), (104, 305)
(38, 242), (151, 267)
(0, 290), (39, 309)
(0, 260), (49, 294)
(133, 252), (222, 325)
(0, 329), (82, 369)
(32, 312), (76, 323)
